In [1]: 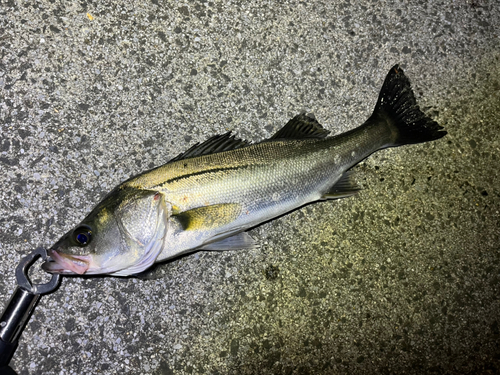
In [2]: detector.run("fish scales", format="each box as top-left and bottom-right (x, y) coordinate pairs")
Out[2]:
(126, 121), (390, 220)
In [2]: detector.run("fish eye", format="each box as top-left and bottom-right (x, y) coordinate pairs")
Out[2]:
(74, 225), (92, 246)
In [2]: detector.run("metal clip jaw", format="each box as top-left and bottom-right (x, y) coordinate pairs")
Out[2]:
(0, 248), (60, 368)
(15, 247), (60, 295)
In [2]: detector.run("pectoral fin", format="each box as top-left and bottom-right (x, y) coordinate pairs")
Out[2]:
(176, 203), (242, 231)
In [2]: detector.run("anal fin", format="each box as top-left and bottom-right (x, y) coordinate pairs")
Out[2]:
(321, 170), (360, 200)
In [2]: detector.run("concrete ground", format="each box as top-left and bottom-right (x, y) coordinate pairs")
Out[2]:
(1, 0), (499, 374)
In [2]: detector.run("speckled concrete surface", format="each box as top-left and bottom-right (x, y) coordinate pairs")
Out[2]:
(1, 1), (499, 374)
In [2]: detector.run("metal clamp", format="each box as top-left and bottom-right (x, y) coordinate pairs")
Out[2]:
(15, 247), (60, 295)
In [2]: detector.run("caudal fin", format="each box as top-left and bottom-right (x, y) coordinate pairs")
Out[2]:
(371, 65), (447, 146)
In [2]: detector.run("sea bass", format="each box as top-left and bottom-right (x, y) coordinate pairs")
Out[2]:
(42, 65), (446, 276)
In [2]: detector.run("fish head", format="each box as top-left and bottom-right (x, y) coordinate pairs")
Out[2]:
(42, 188), (171, 276)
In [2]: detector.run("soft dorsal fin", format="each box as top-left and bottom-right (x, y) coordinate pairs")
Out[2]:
(170, 132), (250, 162)
(270, 114), (330, 140)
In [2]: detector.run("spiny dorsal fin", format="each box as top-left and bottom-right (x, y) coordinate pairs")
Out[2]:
(270, 114), (330, 140)
(170, 132), (250, 162)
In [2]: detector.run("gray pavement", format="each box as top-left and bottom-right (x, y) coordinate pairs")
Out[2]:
(1, 0), (499, 374)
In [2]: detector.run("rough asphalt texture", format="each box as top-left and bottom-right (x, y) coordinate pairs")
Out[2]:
(1, 1), (499, 374)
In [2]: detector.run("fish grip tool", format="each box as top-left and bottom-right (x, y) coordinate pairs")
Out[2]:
(0, 247), (60, 370)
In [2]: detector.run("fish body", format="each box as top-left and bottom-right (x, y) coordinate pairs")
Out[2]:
(42, 65), (446, 276)
(130, 120), (390, 262)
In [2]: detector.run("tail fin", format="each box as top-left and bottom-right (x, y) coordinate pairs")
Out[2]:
(371, 65), (447, 146)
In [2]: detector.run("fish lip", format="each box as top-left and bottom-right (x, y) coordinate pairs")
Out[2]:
(42, 249), (91, 275)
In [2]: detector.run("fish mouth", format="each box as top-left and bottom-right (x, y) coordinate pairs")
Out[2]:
(42, 249), (92, 275)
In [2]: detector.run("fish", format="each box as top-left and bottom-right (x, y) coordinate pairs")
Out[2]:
(42, 65), (446, 276)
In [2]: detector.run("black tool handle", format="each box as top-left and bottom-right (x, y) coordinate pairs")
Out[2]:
(0, 287), (40, 367)
(0, 247), (60, 369)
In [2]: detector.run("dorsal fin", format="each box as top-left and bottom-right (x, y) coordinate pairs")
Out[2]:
(170, 132), (250, 162)
(270, 114), (330, 140)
